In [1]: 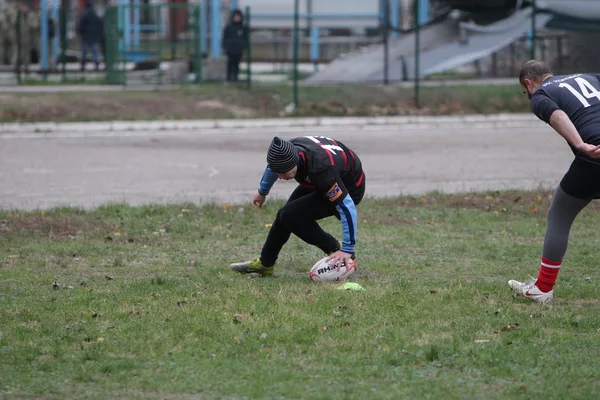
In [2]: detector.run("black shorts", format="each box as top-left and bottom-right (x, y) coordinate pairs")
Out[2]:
(559, 157), (600, 199)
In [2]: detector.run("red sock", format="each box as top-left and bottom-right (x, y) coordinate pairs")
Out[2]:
(535, 257), (561, 292)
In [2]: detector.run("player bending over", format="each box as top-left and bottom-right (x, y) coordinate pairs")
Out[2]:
(231, 136), (366, 276)
(509, 60), (600, 303)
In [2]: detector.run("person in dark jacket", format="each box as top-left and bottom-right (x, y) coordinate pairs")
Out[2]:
(77, 0), (103, 71)
(221, 9), (246, 82)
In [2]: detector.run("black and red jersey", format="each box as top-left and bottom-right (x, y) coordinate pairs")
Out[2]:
(289, 136), (365, 204)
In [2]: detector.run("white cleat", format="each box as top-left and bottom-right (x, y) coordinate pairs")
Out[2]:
(508, 278), (553, 304)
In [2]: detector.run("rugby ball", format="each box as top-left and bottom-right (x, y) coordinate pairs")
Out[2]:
(309, 256), (356, 282)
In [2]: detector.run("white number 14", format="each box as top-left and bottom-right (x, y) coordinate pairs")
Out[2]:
(559, 77), (600, 108)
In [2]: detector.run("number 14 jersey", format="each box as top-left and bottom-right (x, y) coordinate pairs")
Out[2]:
(531, 73), (600, 165)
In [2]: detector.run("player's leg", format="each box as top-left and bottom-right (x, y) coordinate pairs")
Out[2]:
(232, 183), (365, 275)
(91, 43), (100, 71)
(226, 54), (234, 81)
(80, 42), (88, 71)
(261, 184), (365, 265)
(267, 191), (340, 258)
(509, 160), (599, 302)
(232, 54), (241, 81)
(265, 182), (365, 260)
(231, 185), (315, 275)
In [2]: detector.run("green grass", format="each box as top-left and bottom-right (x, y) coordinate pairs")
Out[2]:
(1, 190), (599, 399)
(0, 82), (529, 123)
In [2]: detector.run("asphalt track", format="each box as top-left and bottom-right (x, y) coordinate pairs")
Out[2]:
(0, 123), (573, 211)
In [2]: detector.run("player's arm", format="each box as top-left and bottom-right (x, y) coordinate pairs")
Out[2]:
(334, 193), (358, 255)
(531, 94), (600, 158)
(314, 168), (358, 264)
(254, 166), (278, 207)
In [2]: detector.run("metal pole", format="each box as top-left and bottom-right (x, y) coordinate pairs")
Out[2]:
(200, 0), (207, 55)
(169, 2), (176, 61)
(195, 5), (202, 83)
(383, 0), (389, 84)
(124, 0), (131, 48)
(60, 5), (66, 82)
(557, 36), (563, 72)
(418, 0), (428, 25)
(310, 27), (319, 72)
(246, 5), (252, 89)
(41, 0), (49, 80)
(52, 0), (59, 70)
(391, 0), (398, 38)
(530, 0), (536, 59)
(293, 0), (299, 108)
(210, 0), (221, 58)
(414, 0), (420, 107)
(306, 0), (312, 37)
(133, 0), (140, 49)
(16, 9), (21, 84)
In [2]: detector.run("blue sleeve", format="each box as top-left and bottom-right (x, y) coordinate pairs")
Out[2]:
(258, 166), (278, 195)
(335, 194), (358, 254)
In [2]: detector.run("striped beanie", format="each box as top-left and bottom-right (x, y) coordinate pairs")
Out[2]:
(267, 137), (298, 173)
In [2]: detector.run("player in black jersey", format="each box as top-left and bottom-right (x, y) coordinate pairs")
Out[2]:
(231, 136), (366, 276)
(509, 60), (600, 303)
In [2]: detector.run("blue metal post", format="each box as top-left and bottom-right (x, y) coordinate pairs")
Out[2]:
(200, 0), (207, 54)
(310, 27), (319, 72)
(162, 3), (167, 35)
(40, 0), (49, 76)
(52, 0), (59, 68)
(418, 0), (429, 25)
(230, 0), (238, 11)
(123, 0), (131, 48)
(210, 0), (221, 58)
(391, 0), (399, 38)
(118, 0), (125, 46)
(133, 0), (140, 48)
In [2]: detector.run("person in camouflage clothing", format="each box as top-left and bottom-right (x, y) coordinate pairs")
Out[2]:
(0, 0), (35, 73)
(0, 2), (15, 65)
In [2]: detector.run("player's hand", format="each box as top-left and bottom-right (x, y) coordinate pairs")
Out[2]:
(576, 143), (600, 159)
(253, 191), (266, 208)
(325, 250), (353, 267)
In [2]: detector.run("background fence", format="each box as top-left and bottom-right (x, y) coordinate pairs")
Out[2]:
(0, 1), (254, 86)
(0, 0), (591, 108)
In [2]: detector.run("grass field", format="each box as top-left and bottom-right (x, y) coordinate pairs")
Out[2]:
(1, 190), (599, 399)
(0, 82), (529, 122)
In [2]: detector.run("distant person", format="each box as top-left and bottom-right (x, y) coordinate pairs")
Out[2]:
(508, 60), (600, 304)
(77, 0), (103, 71)
(221, 9), (247, 82)
(0, 0), (33, 73)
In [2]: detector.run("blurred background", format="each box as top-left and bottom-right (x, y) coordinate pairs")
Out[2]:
(0, 0), (598, 86)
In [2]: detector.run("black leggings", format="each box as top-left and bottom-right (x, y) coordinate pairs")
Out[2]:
(260, 184), (365, 267)
(226, 54), (242, 81)
(540, 158), (600, 261)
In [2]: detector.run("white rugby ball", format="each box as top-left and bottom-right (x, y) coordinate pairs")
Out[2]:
(309, 256), (356, 282)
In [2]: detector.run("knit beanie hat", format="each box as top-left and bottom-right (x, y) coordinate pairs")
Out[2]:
(266, 136), (298, 173)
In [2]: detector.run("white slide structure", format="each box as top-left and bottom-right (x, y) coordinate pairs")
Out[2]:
(305, 6), (558, 84)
